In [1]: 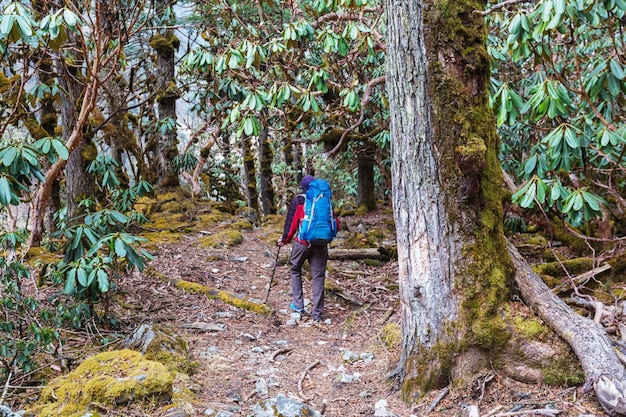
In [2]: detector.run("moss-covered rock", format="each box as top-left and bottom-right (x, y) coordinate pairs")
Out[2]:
(234, 207), (261, 224)
(344, 232), (378, 248)
(124, 324), (197, 375)
(230, 220), (254, 230)
(262, 214), (284, 226)
(497, 306), (584, 386)
(29, 349), (173, 417)
(200, 229), (243, 248)
(355, 204), (371, 216)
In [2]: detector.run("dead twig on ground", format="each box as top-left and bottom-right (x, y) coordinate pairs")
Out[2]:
(379, 307), (394, 324)
(298, 360), (320, 401)
(426, 386), (449, 412)
(493, 408), (562, 416)
(553, 264), (611, 294)
(269, 348), (293, 363)
(483, 405), (505, 417)
(1, 368), (13, 404)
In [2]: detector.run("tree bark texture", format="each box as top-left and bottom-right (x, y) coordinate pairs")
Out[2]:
(103, 78), (136, 188)
(59, 43), (96, 222)
(386, 0), (512, 400)
(152, 28), (180, 191)
(510, 243), (626, 416)
(242, 135), (259, 211)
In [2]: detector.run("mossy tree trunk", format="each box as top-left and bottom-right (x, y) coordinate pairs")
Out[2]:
(28, 0), (133, 247)
(242, 135), (259, 211)
(282, 135), (303, 183)
(258, 112), (276, 215)
(386, 0), (513, 400)
(151, 7), (180, 192)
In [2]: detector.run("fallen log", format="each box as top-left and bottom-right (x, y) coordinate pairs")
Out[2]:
(328, 248), (382, 260)
(509, 242), (626, 416)
(146, 267), (270, 314)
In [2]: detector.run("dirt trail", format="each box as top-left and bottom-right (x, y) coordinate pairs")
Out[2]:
(116, 211), (607, 416)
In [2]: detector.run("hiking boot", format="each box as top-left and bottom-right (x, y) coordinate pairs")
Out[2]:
(289, 302), (306, 313)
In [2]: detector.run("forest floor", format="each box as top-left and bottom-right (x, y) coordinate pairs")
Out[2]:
(10, 204), (612, 416)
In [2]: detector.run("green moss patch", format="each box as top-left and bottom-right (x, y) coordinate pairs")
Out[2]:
(531, 257), (594, 278)
(262, 214), (283, 226)
(511, 315), (547, 340)
(30, 349), (173, 417)
(199, 229), (243, 248)
(378, 323), (401, 349)
(542, 351), (585, 386)
(177, 279), (270, 315)
(230, 220), (254, 230)
(344, 232), (377, 248)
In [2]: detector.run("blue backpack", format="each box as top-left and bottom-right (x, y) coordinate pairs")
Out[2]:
(298, 179), (337, 246)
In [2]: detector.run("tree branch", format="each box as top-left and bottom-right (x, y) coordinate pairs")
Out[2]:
(327, 76), (386, 157)
(475, 0), (528, 16)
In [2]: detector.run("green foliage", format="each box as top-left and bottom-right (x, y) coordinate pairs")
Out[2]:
(489, 0), (626, 234)
(504, 214), (528, 235)
(49, 204), (153, 325)
(0, 230), (61, 378)
(172, 152), (199, 174)
(88, 155), (154, 213)
(0, 136), (68, 210)
(180, 0), (389, 203)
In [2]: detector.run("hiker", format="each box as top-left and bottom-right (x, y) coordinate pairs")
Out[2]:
(277, 175), (340, 323)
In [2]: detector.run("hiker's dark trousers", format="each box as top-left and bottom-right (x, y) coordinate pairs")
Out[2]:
(289, 241), (328, 320)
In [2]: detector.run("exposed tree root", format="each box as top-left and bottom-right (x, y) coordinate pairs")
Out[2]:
(510, 242), (626, 416)
(298, 360), (320, 401)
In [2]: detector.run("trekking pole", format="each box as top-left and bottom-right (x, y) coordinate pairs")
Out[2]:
(264, 245), (282, 304)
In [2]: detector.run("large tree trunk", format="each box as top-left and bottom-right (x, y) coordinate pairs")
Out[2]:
(386, 0), (513, 399)
(510, 243), (626, 416)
